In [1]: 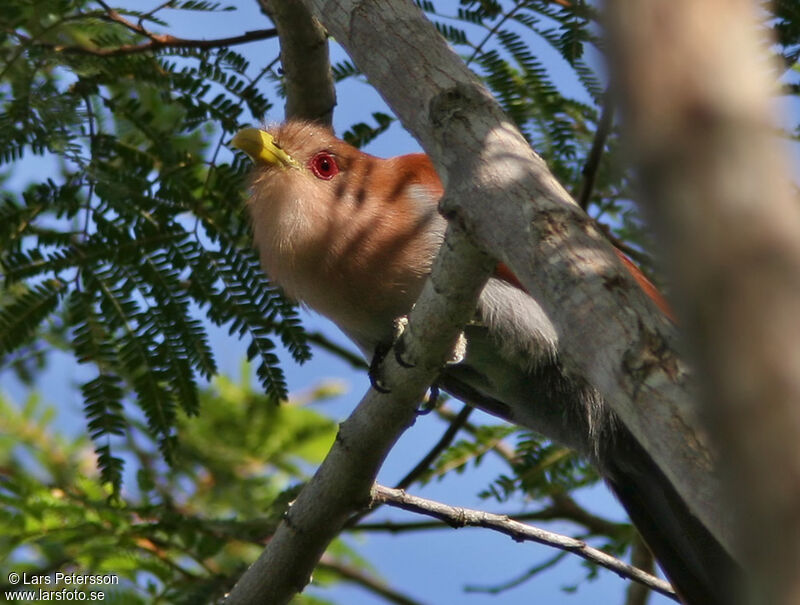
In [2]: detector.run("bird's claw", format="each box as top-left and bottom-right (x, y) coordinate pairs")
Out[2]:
(392, 316), (415, 368)
(368, 342), (392, 393)
(370, 316), (463, 403)
(369, 315), (415, 393)
(448, 331), (467, 365)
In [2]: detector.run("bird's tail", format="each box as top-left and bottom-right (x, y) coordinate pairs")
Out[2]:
(439, 347), (740, 605)
(604, 430), (740, 605)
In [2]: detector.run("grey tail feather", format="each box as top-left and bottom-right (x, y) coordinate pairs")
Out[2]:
(603, 429), (741, 605)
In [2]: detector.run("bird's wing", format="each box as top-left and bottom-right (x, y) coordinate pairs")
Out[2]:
(612, 248), (674, 320)
(494, 251), (674, 321)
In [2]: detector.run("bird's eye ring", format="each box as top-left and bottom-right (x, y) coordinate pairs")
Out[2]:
(309, 152), (339, 180)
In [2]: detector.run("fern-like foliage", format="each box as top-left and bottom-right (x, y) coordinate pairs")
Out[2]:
(0, 375), (343, 603)
(0, 0), (308, 493)
(482, 434), (600, 503)
(342, 111), (394, 148)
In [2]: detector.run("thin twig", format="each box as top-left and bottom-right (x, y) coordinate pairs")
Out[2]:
(318, 554), (425, 605)
(466, 0), (526, 66)
(625, 533), (656, 605)
(549, 492), (625, 537)
(16, 28), (277, 57)
(465, 0), (574, 68)
(395, 403), (472, 490)
(305, 330), (368, 370)
(353, 506), (618, 534)
(354, 494), (625, 538)
(196, 54), (280, 239)
(96, 1), (151, 36)
(465, 551), (568, 594)
(435, 404), (518, 464)
(577, 93), (615, 210)
(371, 484), (678, 601)
(81, 94), (96, 244)
(137, 1), (174, 30)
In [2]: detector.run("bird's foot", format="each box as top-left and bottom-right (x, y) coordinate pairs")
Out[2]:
(369, 316), (413, 393)
(368, 341), (392, 393)
(392, 316), (415, 368)
(370, 316), (464, 401)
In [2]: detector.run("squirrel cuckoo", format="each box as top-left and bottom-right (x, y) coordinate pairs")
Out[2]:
(232, 120), (737, 605)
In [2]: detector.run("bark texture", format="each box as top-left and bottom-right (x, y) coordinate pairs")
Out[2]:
(258, 0), (336, 124)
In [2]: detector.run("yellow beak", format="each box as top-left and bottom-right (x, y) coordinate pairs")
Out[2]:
(231, 127), (301, 169)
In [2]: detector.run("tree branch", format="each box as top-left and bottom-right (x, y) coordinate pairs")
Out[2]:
(548, 492), (628, 537)
(15, 27), (278, 57)
(353, 497), (625, 539)
(624, 533), (655, 605)
(577, 91), (614, 210)
(318, 554), (425, 605)
(96, 1), (153, 36)
(258, 0), (336, 125)
(370, 484), (677, 602)
(394, 403), (472, 490)
(465, 551), (569, 594)
(434, 404), (518, 464)
(305, 330), (367, 370)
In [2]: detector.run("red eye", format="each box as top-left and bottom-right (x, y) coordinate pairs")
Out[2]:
(309, 152), (339, 180)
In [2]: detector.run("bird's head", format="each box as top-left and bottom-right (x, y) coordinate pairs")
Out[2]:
(232, 121), (352, 249)
(232, 121), (347, 182)
(231, 120), (446, 348)
(231, 121), (367, 299)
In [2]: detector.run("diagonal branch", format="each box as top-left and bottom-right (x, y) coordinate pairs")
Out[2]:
(466, 551), (568, 594)
(96, 0), (152, 36)
(305, 330), (367, 370)
(576, 91), (614, 211)
(318, 554), (425, 605)
(435, 404), (518, 464)
(394, 403), (472, 490)
(300, 0), (728, 558)
(15, 27), (278, 57)
(352, 496), (626, 538)
(371, 484), (678, 601)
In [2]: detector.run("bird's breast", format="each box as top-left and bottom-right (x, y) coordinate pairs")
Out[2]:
(254, 213), (443, 352)
(247, 162), (446, 352)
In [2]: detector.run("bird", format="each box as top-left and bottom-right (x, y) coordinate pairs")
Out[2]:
(231, 120), (738, 605)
